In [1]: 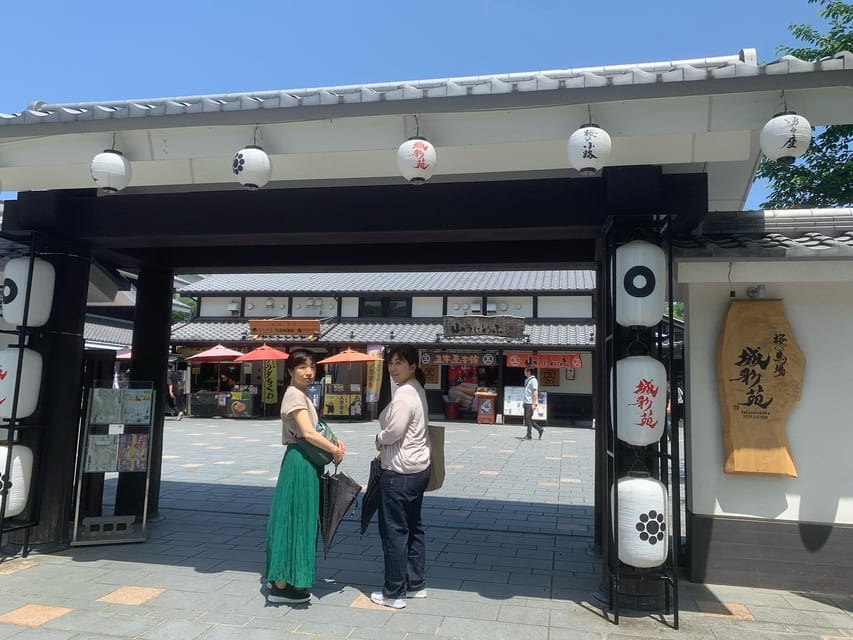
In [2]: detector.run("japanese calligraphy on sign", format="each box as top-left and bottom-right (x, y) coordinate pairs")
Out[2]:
(632, 378), (660, 429)
(505, 352), (583, 369)
(442, 315), (525, 338)
(717, 300), (805, 477)
(420, 350), (498, 367)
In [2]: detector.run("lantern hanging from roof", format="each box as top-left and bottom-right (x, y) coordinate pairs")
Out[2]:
(759, 111), (812, 165)
(612, 473), (669, 568)
(397, 137), (437, 184)
(90, 149), (132, 193)
(615, 240), (666, 328)
(232, 145), (272, 190)
(567, 124), (611, 175)
(2, 257), (55, 328)
(0, 347), (43, 419)
(611, 355), (667, 446)
(0, 444), (34, 517)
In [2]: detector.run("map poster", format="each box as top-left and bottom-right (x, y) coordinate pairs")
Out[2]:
(121, 389), (154, 425)
(85, 434), (119, 472)
(89, 388), (122, 425)
(117, 433), (149, 472)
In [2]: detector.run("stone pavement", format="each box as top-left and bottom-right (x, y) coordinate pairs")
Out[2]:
(0, 417), (851, 639)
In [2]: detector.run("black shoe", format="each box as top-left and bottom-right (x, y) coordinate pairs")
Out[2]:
(268, 583), (310, 604)
(538, 428), (544, 439)
(523, 435), (532, 440)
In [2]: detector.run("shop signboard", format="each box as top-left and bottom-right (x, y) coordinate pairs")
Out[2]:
(505, 352), (583, 369)
(420, 350), (499, 366)
(443, 315), (525, 338)
(248, 319), (321, 337)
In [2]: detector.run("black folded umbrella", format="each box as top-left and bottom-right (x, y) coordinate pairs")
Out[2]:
(319, 470), (362, 558)
(359, 456), (382, 536)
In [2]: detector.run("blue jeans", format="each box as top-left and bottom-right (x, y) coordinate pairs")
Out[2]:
(377, 467), (431, 598)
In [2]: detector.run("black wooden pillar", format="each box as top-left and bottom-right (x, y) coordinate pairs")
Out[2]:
(15, 252), (90, 546)
(114, 267), (173, 518)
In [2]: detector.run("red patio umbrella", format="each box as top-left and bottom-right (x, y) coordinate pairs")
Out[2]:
(186, 344), (244, 392)
(234, 344), (289, 361)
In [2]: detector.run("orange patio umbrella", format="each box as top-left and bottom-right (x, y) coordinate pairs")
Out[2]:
(235, 344), (289, 361)
(316, 348), (382, 365)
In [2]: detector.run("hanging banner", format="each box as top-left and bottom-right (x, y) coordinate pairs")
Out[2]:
(443, 315), (525, 338)
(420, 350), (498, 366)
(505, 353), (583, 369)
(717, 299), (804, 476)
(364, 344), (384, 403)
(262, 359), (278, 405)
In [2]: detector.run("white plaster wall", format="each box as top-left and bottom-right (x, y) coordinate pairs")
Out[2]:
(291, 296), (335, 317)
(538, 295), (592, 318)
(244, 296), (287, 317)
(485, 296), (533, 317)
(412, 297), (442, 317)
(685, 280), (853, 525)
(341, 297), (359, 317)
(446, 296), (484, 314)
(200, 297), (239, 316)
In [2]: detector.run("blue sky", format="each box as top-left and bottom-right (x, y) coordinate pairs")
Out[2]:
(0, 0), (829, 207)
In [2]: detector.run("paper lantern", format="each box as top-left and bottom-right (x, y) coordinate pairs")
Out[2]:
(2, 256), (55, 327)
(567, 124), (611, 175)
(397, 137), (437, 184)
(0, 348), (43, 419)
(759, 112), (811, 165)
(611, 356), (667, 446)
(613, 473), (669, 568)
(90, 150), (132, 192)
(232, 145), (272, 190)
(0, 444), (33, 517)
(615, 240), (666, 327)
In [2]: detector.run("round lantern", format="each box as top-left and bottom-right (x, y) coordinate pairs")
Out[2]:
(0, 444), (33, 517)
(397, 137), (437, 184)
(232, 145), (272, 190)
(90, 150), (132, 193)
(567, 124), (612, 175)
(0, 348), (43, 419)
(2, 256), (55, 327)
(615, 240), (666, 328)
(611, 355), (667, 446)
(759, 111), (811, 165)
(613, 473), (669, 568)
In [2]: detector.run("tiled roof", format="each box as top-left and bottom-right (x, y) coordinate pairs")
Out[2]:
(84, 316), (134, 348)
(178, 271), (595, 295)
(3, 50), (850, 127)
(170, 318), (595, 349)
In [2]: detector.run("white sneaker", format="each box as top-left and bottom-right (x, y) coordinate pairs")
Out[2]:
(176, 411), (184, 421)
(406, 588), (427, 599)
(370, 591), (406, 609)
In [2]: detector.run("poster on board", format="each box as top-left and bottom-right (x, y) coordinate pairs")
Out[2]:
(502, 386), (547, 421)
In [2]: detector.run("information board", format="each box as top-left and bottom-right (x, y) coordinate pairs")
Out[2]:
(502, 386), (548, 421)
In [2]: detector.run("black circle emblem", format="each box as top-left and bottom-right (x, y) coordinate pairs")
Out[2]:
(2, 278), (18, 305)
(623, 266), (655, 298)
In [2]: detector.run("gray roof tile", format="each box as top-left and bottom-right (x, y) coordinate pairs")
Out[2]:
(178, 270), (595, 295)
(84, 317), (134, 348)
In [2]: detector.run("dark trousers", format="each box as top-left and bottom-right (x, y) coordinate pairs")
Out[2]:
(523, 403), (542, 438)
(174, 393), (186, 414)
(377, 467), (431, 598)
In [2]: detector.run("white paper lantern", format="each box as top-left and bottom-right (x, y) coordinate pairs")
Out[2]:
(759, 112), (812, 165)
(611, 356), (667, 446)
(0, 348), (43, 419)
(90, 150), (132, 192)
(613, 473), (669, 568)
(2, 257), (55, 327)
(0, 444), (33, 517)
(232, 145), (272, 190)
(567, 124), (612, 175)
(615, 240), (666, 328)
(397, 137), (437, 184)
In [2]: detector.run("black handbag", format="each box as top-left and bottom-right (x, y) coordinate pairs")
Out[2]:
(291, 419), (338, 467)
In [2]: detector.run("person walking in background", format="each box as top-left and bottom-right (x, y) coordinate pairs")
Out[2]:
(167, 363), (185, 420)
(266, 349), (345, 605)
(522, 366), (543, 440)
(371, 344), (431, 609)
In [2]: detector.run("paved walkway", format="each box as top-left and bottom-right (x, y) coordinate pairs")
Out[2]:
(0, 418), (851, 639)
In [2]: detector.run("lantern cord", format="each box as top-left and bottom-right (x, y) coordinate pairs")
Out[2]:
(625, 337), (648, 358)
(781, 90), (788, 113)
(626, 450), (649, 474)
(111, 131), (117, 151)
(587, 104), (592, 124)
(414, 115), (421, 138)
(253, 126), (261, 147)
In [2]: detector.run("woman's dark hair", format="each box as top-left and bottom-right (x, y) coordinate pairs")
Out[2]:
(286, 349), (315, 373)
(386, 344), (425, 385)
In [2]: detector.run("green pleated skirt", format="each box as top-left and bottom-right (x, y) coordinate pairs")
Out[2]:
(266, 445), (321, 589)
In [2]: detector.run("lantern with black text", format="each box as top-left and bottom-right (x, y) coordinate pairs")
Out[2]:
(611, 355), (667, 446)
(567, 124), (611, 175)
(0, 444), (33, 517)
(612, 473), (669, 568)
(0, 348), (43, 419)
(759, 112), (811, 165)
(2, 256), (55, 327)
(615, 240), (666, 328)
(91, 149), (132, 193)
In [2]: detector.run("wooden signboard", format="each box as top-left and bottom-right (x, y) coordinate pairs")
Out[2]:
(505, 352), (583, 369)
(443, 315), (525, 338)
(717, 300), (805, 476)
(248, 319), (321, 336)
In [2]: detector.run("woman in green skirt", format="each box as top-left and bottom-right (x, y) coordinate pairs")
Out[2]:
(266, 349), (345, 604)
